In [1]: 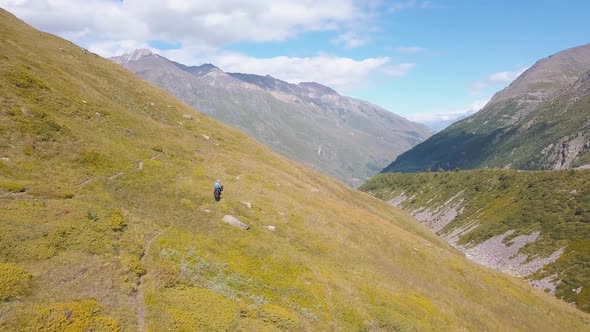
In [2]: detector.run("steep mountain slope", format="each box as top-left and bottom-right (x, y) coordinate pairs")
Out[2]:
(384, 44), (590, 173)
(111, 50), (432, 187)
(1, 9), (589, 331)
(361, 169), (590, 312)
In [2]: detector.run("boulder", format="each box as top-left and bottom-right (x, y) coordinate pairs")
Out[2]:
(222, 215), (249, 230)
(241, 201), (252, 209)
(267, 225), (276, 232)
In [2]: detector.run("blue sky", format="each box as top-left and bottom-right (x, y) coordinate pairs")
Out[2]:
(3, 0), (590, 125)
(350, 0), (590, 122)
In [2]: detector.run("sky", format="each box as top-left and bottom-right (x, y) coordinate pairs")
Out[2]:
(2, 0), (590, 126)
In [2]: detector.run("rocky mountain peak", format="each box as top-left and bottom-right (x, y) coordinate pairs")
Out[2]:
(183, 63), (224, 77)
(298, 82), (339, 96)
(489, 43), (590, 105)
(110, 48), (154, 65)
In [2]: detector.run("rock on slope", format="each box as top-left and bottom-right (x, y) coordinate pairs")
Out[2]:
(361, 169), (590, 312)
(1, 9), (589, 331)
(384, 43), (590, 173)
(111, 49), (432, 187)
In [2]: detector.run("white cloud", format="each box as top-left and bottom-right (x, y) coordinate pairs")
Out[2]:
(0, 0), (417, 91)
(408, 98), (490, 125)
(2, 0), (364, 47)
(383, 63), (416, 77)
(215, 53), (392, 89)
(470, 67), (528, 95)
(88, 40), (151, 58)
(153, 48), (408, 91)
(331, 32), (368, 49)
(388, 0), (418, 12)
(388, 0), (439, 12)
(395, 46), (426, 54)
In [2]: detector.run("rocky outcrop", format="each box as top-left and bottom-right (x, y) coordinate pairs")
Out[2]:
(222, 215), (249, 230)
(110, 49), (154, 65)
(530, 274), (560, 295)
(542, 135), (590, 169)
(388, 192), (565, 293)
(388, 193), (408, 207)
(411, 193), (464, 233)
(460, 230), (564, 278)
(389, 191), (464, 233)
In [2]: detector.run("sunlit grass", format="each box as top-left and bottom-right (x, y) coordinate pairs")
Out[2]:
(0, 8), (589, 331)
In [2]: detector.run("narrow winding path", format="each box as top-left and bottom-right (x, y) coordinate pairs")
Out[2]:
(136, 229), (166, 332)
(79, 152), (158, 188)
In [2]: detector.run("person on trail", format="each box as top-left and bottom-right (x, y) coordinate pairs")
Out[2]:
(214, 179), (223, 202)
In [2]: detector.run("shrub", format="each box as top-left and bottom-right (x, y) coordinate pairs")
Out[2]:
(26, 300), (120, 331)
(0, 180), (26, 192)
(128, 257), (146, 277)
(0, 263), (33, 301)
(258, 304), (297, 330)
(109, 211), (127, 232)
(86, 210), (99, 221)
(80, 151), (111, 172)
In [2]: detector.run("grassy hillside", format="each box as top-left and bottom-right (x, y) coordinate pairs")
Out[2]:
(0, 9), (589, 331)
(361, 170), (590, 312)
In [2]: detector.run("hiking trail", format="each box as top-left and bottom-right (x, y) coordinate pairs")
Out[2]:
(136, 228), (166, 332)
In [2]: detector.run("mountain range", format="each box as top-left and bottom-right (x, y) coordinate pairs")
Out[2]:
(111, 50), (432, 187)
(2, 9), (588, 330)
(384, 44), (590, 173)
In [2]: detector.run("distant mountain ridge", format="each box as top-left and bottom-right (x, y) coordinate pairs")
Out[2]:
(111, 49), (432, 186)
(384, 44), (590, 173)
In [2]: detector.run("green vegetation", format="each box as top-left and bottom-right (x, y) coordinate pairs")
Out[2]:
(21, 300), (120, 331)
(361, 169), (590, 311)
(0, 263), (33, 301)
(0, 9), (589, 331)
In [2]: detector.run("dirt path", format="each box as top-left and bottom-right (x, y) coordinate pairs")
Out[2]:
(108, 171), (125, 180)
(136, 229), (166, 332)
(79, 178), (93, 186)
(79, 152), (157, 188)
(0, 190), (27, 199)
